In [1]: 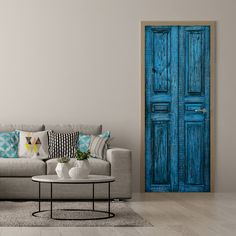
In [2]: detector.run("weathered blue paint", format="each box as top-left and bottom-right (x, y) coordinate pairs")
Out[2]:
(145, 25), (210, 192)
(178, 26), (210, 192)
(145, 26), (179, 192)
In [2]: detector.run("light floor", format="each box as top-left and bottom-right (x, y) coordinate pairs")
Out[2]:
(0, 193), (236, 236)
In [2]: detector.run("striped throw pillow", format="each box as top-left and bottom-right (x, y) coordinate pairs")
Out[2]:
(77, 131), (111, 152)
(48, 131), (79, 158)
(89, 135), (109, 159)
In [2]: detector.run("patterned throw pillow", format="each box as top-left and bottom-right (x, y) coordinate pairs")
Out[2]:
(48, 131), (79, 158)
(77, 131), (111, 152)
(0, 131), (19, 158)
(89, 135), (109, 159)
(18, 130), (49, 159)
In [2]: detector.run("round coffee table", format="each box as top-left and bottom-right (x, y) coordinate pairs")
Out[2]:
(31, 175), (115, 220)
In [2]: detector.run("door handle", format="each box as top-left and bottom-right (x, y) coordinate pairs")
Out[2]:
(194, 108), (207, 113)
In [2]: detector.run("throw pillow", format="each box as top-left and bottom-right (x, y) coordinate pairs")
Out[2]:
(48, 131), (79, 158)
(89, 135), (109, 159)
(77, 131), (111, 152)
(0, 131), (19, 158)
(18, 130), (49, 159)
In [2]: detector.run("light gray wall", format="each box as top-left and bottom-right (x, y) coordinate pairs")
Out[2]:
(0, 0), (235, 192)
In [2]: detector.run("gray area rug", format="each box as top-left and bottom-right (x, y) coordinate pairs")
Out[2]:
(0, 201), (152, 227)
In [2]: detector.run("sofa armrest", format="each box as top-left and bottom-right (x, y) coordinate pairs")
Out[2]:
(106, 148), (132, 199)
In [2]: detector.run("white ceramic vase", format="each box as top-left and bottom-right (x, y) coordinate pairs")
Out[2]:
(55, 163), (70, 179)
(69, 159), (91, 179)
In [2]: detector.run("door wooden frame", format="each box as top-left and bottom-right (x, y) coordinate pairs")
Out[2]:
(140, 21), (216, 192)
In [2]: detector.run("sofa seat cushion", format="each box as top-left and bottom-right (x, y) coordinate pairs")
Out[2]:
(0, 158), (46, 177)
(46, 157), (110, 176)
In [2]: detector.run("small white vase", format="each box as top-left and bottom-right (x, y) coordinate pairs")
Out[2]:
(69, 159), (91, 179)
(55, 163), (70, 179)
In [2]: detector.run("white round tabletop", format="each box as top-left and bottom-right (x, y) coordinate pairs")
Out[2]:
(32, 175), (115, 183)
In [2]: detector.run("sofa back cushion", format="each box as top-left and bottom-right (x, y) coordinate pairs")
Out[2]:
(45, 124), (102, 135)
(0, 124), (45, 132)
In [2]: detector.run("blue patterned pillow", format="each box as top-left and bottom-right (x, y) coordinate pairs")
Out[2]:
(0, 131), (19, 158)
(77, 131), (111, 152)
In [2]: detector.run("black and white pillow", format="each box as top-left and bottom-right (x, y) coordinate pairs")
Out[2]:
(48, 131), (79, 158)
(89, 135), (109, 159)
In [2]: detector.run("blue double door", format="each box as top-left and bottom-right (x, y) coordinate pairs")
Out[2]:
(145, 25), (210, 192)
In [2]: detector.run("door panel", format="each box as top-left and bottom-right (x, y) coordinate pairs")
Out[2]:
(145, 25), (211, 192)
(145, 26), (178, 192)
(185, 122), (204, 185)
(179, 26), (210, 192)
(152, 121), (169, 184)
(153, 30), (170, 93)
(185, 29), (205, 95)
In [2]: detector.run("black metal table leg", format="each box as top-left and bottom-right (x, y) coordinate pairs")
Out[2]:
(32, 179), (115, 220)
(50, 183), (53, 219)
(92, 183), (95, 210)
(38, 182), (41, 212)
(108, 182), (110, 216)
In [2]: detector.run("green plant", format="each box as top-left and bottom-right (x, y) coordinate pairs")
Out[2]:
(57, 156), (70, 163)
(76, 149), (90, 160)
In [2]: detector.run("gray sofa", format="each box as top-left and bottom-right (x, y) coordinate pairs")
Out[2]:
(0, 124), (132, 200)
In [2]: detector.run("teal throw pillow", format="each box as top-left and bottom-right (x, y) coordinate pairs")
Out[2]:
(77, 131), (111, 152)
(0, 131), (19, 158)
